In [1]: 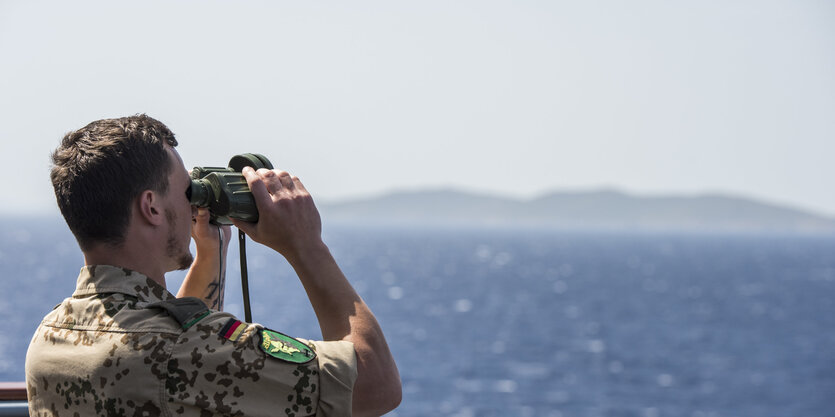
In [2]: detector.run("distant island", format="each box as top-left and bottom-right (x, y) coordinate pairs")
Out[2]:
(319, 188), (835, 234)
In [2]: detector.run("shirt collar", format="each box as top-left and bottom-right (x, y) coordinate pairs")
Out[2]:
(72, 265), (176, 303)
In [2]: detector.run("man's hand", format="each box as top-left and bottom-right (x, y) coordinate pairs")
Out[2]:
(231, 167), (324, 262)
(178, 208), (231, 310)
(191, 207), (232, 254)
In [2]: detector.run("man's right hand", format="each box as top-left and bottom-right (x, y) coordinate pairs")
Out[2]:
(231, 166), (324, 261)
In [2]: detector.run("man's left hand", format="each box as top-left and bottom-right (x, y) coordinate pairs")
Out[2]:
(192, 207), (231, 253)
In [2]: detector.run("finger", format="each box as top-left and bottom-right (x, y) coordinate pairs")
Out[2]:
(257, 168), (283, 195)
(241, 166), (272, 203)
(277, 170), (295, 190)
(191, 208), (217, 241)
(291, 175), (307, 193)
(191, 208), (209, 229)
(196, 207), (210, 222)
(231, 219), (255, 237)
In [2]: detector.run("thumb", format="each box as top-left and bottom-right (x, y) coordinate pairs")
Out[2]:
(231, 219), (256, 238)
(194, 207), (211, 226)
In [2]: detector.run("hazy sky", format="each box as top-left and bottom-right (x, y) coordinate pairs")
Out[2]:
(2, 1), (833, 216)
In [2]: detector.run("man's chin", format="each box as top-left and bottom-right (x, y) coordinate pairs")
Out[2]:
(176, 252), (194, 271)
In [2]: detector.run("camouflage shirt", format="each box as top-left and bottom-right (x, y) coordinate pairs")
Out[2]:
(25, 265), (357, 417)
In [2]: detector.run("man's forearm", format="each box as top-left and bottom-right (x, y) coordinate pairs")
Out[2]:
(285, 241), (367, 339)
(183, 211), (230, 309)
(179, 252), (226, 310)
(284, 241), (401, 416)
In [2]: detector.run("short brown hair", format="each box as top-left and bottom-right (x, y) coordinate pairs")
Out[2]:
(51, 114), (179, 251)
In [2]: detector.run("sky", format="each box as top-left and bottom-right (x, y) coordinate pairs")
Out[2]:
(1, 0), (834, 217)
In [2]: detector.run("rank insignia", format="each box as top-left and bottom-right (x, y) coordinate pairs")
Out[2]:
(220, 318), (246, 342)
(259, 329), (316, 364)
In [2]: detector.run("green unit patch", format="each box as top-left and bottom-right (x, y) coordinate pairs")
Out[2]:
(259, 329), (316, 364)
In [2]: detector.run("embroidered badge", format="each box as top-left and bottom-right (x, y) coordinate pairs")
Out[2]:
(259, 329), (316, 364)
(220, 318), (246, 342)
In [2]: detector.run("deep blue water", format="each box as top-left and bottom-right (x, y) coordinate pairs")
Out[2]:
(2, 219), (834, 416)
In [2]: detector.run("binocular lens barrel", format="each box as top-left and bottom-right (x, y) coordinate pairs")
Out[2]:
(188, 153), (273, 225)
(188, 179), (213, 208)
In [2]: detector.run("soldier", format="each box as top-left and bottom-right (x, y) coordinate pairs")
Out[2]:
(25, 114), (401, 416)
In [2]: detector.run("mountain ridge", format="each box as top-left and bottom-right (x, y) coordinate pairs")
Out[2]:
(319, 187), (835, 234)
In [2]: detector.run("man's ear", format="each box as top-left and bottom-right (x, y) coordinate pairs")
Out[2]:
(137, 190), (165, 226)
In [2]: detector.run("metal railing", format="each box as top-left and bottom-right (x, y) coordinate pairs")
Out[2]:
(0, 383), (27, 417)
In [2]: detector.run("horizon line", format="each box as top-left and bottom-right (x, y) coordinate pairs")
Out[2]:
(318, 185), (835, 219)
(3, 185), (833, 220)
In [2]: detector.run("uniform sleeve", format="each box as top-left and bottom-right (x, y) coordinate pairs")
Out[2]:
(165, 314), (358, 417)
(300, 339), (358, 417)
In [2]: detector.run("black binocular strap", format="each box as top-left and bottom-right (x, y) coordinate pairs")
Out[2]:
(239, 229), (252, 323)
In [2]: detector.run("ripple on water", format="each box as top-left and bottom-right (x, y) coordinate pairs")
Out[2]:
(454, 299), (472, 313)
(387, 286), (404, 300)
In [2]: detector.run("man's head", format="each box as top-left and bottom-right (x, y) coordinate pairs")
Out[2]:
(51, 115), (193, 269)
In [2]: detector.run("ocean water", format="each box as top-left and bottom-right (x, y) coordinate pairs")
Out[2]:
(1, 219), (834, 416)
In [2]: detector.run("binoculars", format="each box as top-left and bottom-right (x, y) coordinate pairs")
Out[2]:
(187, 153), (273, 225)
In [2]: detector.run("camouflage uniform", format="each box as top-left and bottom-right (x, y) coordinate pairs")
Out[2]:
(25, 265), (357, 416)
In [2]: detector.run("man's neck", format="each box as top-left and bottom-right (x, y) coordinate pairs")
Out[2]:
(83, 244), (167, 289)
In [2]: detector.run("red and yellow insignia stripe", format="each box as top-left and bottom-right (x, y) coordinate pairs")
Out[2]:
(220, 318), (246, 342)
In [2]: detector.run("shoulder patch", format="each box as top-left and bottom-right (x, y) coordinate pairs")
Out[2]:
(219, 318), (247, 342)
(259, 329), (316, 364)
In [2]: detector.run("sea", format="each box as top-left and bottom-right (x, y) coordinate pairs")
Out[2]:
(1, 218), (834, 417)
